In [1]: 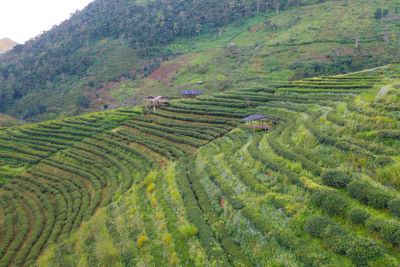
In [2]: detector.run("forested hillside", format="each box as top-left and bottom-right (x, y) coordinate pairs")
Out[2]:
(1, 0), (399, 121)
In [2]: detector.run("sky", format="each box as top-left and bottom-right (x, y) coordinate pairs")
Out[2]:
(0, 0), (94, 43)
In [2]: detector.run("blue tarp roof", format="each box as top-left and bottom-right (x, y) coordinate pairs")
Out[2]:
(242, 114), (266, 122)
(180, 90), (202, 95)
(242, 114), (279, 122)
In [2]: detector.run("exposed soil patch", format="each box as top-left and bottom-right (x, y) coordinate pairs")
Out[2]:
(249, 25), (260, 32)
(252, 62), (262, 70)
(369, 46), (385, 55)
(148, 55), (196, 84)
(148, 63), (182, 82)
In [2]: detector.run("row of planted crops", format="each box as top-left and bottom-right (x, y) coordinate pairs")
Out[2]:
(1, 64), (400, 266)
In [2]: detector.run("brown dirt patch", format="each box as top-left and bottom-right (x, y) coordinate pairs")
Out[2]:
(148, 63), (182, 82)
(336, 47), (357, 55)
(249, 25), (260, 32)
(369, 46), (385, 55)
(148, 55), (196, 84)
(252, 62), (261, 70)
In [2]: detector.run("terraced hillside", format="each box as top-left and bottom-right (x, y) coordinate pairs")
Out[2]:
(0, 64), (400, 266)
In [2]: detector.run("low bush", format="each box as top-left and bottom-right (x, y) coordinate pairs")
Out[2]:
(377, 129), (400, 139)
(348, 208), (370, 224)
(347, 180), (370, 204)
(322, 225), (351, 255)
(304, 215), (333, 238)
(366, 188), (391, 209)
(382, 221), (400, 246)
(295, 246), (328, 267)
(345, 237), (383, 266)
(273, 229), (300, 250)
(321, 169), (351, 188)
(365, 217), (387, 232)
(179, 224), (198, 239)
(388, 198), (400, 217)
(137, 234), (149, 248)
(374, 156), (394, 167)
(312, 189), (349, 216)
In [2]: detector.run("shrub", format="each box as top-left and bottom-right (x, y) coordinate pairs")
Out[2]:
(179, 224), (198, 239)
(312, 189), (349, 216)
(388, 199), (400, 217)
(147, 183), (155, 193)
(348, 208), (370, 224)
(380, 220), (400, 246)
(367, 188), (391, 209)
(273, 229), (300, 250)
(345, 237), (383, 266)
(322, 225), (352, 255)
(295, 246), (328, 266)
(365, 217), (386, 232)
(347, 180), (370, 204)
(323, 192), (348, 216)
(375, 156), (394, 167)
(304, 215), (333, 238)
(137, 234), (149, 248)
(311, 189), (330, 206)
(321, 169), (351, 188)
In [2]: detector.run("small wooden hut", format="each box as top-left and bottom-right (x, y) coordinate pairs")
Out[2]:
(180, 90), (202, 99)
(242, 114), (278, 131)
(143, 95), (169, 112)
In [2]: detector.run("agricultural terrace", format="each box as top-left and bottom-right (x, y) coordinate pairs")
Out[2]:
(1, 64), (400, 266)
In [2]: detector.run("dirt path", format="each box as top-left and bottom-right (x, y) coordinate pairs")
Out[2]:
(340, 64), (390, 76)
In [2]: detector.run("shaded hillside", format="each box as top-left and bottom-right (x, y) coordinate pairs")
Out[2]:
(0, 0), (302, 121)
(0, 38), (17, 54)
(1, 0), (399, 121)
(0, 63), (399, 265)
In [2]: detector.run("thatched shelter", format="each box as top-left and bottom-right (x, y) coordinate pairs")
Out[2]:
(143, 95), (169, 111)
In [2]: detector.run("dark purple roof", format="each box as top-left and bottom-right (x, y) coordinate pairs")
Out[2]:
(242, 114), (279, 122)
(242, 114), (266, 122)
(180, 90), (202, 95)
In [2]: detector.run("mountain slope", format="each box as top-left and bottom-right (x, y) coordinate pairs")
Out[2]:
(1, 0), (399, 121)
(0, 38), (17, 54)
(0, 63), (399, 266)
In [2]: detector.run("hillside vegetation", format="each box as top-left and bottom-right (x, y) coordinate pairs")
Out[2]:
(1, 0), (400, 121)
(0, 62), (398, 266)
